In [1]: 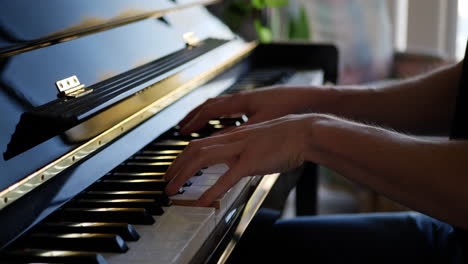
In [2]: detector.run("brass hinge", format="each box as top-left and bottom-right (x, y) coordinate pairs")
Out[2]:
(183, 32), (200, 47)
(56, 75), (93, 98)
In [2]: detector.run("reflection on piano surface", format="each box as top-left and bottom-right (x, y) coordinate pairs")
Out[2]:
(0, 0), (337, 263)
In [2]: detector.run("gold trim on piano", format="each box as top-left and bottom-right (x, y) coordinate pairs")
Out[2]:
(0, 41), (258, 211)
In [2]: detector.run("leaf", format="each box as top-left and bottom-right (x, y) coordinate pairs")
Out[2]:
(223, 0), (253, 30)
(289, 5), (310, 40)
(251, 0), (265, 9)
(252, 0), (288, 9)
(264, 0), (288, 8)
(254, 19), (273, 43)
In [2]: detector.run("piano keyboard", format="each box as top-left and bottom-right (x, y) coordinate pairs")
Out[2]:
(0, 68), (296, 264)
(1, 117), (247, 264)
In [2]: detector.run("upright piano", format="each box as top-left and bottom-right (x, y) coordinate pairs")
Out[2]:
(0, 1), (338, 263)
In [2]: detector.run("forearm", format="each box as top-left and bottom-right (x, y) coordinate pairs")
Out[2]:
(304, 114), (468, 228)
(301, 62), (462, 135)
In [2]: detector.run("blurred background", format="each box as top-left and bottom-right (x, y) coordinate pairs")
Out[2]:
(209, 0), (468, 217)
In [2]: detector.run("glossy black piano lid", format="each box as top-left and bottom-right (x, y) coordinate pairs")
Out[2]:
(0, 4), (235, 190)
(0, 0), (217, 56)
(0, 0), (164, 43)
(0, 21), (182, 190)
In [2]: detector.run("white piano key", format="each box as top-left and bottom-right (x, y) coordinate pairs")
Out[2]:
(107, 165), (253, 263)
(171, 177), (252, 225)
(105, 206), (216, 264)
(201, 163), (229, 174)
(189, 173), (221, 186)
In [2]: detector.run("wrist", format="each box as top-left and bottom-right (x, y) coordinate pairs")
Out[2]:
(288, 85), (342, 114)
(300, 113), (336, 163)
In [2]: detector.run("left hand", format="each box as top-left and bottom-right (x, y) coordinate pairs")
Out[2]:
(164, 114), (310, 207)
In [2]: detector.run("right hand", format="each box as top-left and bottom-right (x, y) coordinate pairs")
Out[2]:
(166, 114), (318, 205)
(178, 85), (329, 134)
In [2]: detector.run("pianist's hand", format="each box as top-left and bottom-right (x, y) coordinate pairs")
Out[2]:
(165, 114), (314, 206)
(178, 85), (333, 135)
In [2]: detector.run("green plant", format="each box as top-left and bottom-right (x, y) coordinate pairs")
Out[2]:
(288, 4), (310, 40)
(222, 0), (289, 42)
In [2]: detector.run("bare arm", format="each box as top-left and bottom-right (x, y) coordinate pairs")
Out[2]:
(307, 115), (468, 229)
(165, 60), (467, 228)
(179, 62), (462, 136)
(320, 62), (463, 135)
(166, 114), (468, 229)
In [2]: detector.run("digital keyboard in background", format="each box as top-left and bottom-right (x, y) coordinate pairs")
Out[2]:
(0, 1), (337, 263)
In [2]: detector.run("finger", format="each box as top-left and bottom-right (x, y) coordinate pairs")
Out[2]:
(178, 97), (221, 128)
(211, 126), (236, 136)
(164, 132), (247, 181)
(165, 142), (244, 195)
(226, 115), (290, 135)
(180, 94), (249, 134)
(211, 114), (264, 136)
(165, 137), (243, 182)
(195, 163), (247, 207)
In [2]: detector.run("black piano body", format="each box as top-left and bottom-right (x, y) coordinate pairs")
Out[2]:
(0, 1), (338, 263)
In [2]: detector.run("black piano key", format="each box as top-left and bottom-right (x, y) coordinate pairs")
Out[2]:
(0, 249), (107, 264)
(129, 155), (177, 163)
(35, 222), (140, 241)
(116, 162), (171, 172)
(17, 233), (128, 253)
(90, 179), (167, 191)
(218, 115), (248, 126)
(183, 180), (192, 187)
(82, 190), (171, 206)
(196, 123), (226, 135)
(160, 126), (181, 136)
(138, 149), (182, 156)
(147, 140), (189, 150)
(159, 130), (204, 140)
(50, 208), (155, 225)
(212, 124), (225, 130)
(107, 172), (165, 179)
(72, 199), (164, 215)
